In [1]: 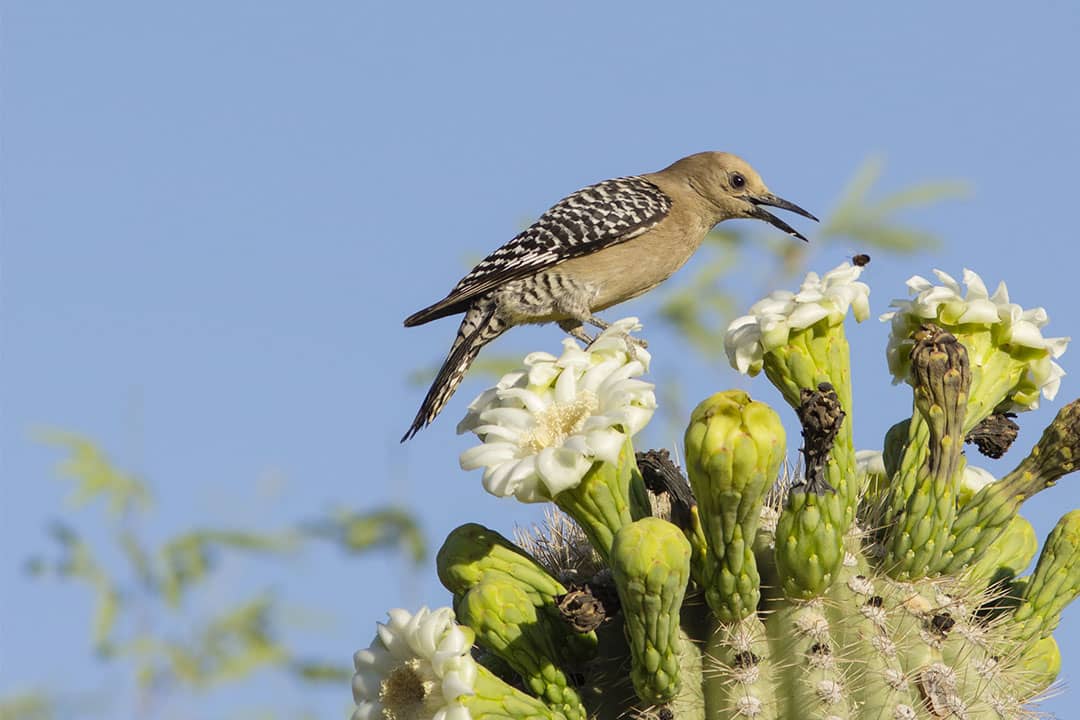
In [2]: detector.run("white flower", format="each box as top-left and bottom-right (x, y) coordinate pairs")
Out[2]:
(881, 269), (1069, 410)
(458, 318), (656, 503)
(352, 606), (477, 720)
(725, 262), (870, 375)
(855, 449), (886, 479)
(958, 464), (998, 505)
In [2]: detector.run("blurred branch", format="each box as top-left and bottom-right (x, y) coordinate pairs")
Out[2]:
(301, 507), (425, 564)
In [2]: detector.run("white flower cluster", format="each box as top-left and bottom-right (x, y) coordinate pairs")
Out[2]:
(881, 269), (1068, 410)
(458, 318), (656, 503)
(724, 262), (871, 375)
(352, 606), (477, 720)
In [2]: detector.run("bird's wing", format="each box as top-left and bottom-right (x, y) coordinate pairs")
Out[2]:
(404, 175), (672, 326)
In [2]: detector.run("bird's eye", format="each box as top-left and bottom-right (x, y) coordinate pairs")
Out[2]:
(731, 173), (746, 189)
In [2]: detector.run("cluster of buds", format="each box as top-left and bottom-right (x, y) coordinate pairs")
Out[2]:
(354, 265), (1078, 720)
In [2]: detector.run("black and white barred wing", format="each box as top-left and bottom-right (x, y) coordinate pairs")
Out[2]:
(404, 176), (672, 326)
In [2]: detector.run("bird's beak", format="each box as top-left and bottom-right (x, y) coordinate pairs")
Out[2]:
(745, 193), (818, 243)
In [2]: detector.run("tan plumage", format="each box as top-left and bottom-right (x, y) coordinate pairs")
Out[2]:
(402, 152), (816, 441)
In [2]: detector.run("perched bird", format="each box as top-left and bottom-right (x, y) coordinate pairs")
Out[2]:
(402, 151), (817, 441)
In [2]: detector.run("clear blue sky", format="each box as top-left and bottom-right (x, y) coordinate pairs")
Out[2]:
(3, 2), (1079, 718)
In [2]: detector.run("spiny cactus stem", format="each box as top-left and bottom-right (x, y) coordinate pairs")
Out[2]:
(885, 326), (971, 579)
(766, 600), (854, 719)
(825, 534), (920, 720)
(704, 614), (777, 720)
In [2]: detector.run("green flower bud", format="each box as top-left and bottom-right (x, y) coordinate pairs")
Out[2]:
(684, 390), (786, 622)
(456, 579), (586, 720)
(437, 523), (597, 664)
(609, 517), (692, 704)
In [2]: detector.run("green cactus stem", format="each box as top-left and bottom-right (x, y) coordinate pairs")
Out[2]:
(774, 384), (848, 599)
(684, 390), (786, 623)
(551, 437), (637, 563)
(1008, 509), (1080, 646)
(884, 325), (971, 579)
(608, 517), (692, 705)
(704, 615), (775, 720)
(943, 399), (1080, 573)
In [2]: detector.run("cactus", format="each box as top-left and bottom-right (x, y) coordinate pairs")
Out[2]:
(353, 267), (1079, 720)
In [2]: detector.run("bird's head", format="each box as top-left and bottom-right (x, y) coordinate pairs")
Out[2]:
(668, 151), (818, 242)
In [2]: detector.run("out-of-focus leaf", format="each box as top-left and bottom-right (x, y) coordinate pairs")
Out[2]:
(408, 354), (524, 387)
(819, 155), (969, 250)
(33, 521), (124, 651)
(37, 431), (151, 517)
(289, 660), (352, 683)
(0, 692), (54, 720)
(303, 507), (425, 564)
(159, 529), (298, 606)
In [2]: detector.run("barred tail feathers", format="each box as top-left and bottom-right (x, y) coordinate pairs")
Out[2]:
(401, 303), (508, 441)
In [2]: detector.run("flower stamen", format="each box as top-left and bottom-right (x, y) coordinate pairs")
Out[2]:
(522, 392), (599, 453)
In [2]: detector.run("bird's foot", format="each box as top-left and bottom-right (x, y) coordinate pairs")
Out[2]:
(558, 320), (596, 346)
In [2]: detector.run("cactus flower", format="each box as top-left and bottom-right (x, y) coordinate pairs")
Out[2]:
(352, 607), (477, 720)
(458, 318), (655, 503)
(881, 268), (1069, 426)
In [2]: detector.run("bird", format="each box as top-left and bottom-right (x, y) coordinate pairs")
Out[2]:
(401, 151), (817, 441)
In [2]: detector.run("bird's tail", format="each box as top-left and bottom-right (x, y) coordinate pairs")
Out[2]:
(401, 301), (508, 441)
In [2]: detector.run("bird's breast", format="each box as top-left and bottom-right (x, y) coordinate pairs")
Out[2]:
(556, 218), (712, 311)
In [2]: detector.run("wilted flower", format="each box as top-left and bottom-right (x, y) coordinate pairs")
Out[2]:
(352, 606), (477, 720)
(881, 269), (1069, 412)
(725, 262), (870, 376)
(458, 318), (656, 503)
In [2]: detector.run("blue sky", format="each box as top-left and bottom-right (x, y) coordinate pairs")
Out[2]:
(3, 2), (1080, 717)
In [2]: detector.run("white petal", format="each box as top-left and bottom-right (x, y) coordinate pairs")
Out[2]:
(957, 298), (999, 324)
(460, 442), (518, 471)
(482, 460), (523, 497)
(478, 406), (534, 429)
(962, 268), (989, 300)
(584, 428), (626, 463)
(535, 446), (591, 496)
(1042, 361), (1066, 400)
(787, 303), (830, 329)
(495, 387), (549, 414)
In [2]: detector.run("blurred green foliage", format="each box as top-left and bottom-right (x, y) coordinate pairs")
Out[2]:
(8, 433), (424, 719)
